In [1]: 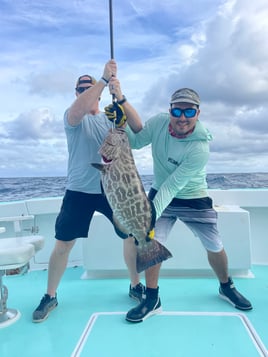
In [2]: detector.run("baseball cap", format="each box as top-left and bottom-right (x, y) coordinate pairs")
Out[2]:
(76, 74), (97, 87)
(170, 88), (200, 106)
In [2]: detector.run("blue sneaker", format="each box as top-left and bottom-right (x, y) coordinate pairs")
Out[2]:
(219, 278), (252, 310)
(126, 292), (161, 323)
(32, 294), (58, 322)
(129, 283), (145, 302)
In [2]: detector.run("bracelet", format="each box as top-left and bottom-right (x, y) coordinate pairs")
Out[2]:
(117, 95), (127, 105)
(100, 77), (109, 86)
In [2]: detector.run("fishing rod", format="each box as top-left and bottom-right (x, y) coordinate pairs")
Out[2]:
(109, 0), (114, 60)
(108, 0), (117, 128)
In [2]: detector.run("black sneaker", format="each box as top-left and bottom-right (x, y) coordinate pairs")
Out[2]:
(32, 294), (58, 322)
(126, 295), (162, 323)
(219, 278), (252, 311)
(129, 283), (145, 302)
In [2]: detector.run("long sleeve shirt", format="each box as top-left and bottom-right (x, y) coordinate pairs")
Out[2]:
(126, 113), (212, 219)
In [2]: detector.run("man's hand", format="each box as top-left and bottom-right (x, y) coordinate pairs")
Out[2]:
(104, 102), (127, 127)
(102, 59), (117, 83)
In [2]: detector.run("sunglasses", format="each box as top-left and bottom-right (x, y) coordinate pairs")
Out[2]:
(76, 86), (92, 94)
(170, 107), (197, 118)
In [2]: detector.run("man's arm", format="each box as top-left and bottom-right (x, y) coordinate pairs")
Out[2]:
(108, 76), (143, 133)
(67, 60), (116, 126)
(153, 149), (210, 220)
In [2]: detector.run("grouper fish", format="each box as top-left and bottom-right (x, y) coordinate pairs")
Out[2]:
(92, 128), (172, 273)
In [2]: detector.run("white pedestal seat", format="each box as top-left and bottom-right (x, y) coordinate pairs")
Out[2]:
(0, 235), (44, 328)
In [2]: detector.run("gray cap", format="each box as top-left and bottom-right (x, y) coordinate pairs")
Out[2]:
(170, 88), (200, 106)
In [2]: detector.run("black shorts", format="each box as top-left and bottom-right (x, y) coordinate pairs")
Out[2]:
(55, 190), (127, 241)
(148, 188), (213, 210)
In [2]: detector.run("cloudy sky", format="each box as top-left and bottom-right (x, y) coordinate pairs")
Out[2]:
(0, 0), (268, 177)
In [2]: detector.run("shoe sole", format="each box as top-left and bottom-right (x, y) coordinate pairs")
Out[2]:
(219, 293), (252, 311)
(126, 306), (162, 323)
(32, 303), (58, 323)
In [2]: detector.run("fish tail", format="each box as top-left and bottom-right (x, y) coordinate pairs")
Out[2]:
(136, 240), (172, 273)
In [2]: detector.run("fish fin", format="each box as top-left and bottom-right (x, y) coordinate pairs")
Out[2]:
(91, 163), (106, 171)
(136, 240), (172, 273)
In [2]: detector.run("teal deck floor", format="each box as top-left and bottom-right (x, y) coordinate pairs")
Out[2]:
(1, 265), (268, 357)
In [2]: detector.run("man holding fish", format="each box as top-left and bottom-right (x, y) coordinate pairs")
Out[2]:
(107, 76), (253, 323)
(32, 59), (146, 322)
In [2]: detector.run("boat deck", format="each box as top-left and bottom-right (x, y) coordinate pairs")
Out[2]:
(1, 264), (268, 357)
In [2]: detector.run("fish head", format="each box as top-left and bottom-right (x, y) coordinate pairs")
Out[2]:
(99, 128), (128, 163)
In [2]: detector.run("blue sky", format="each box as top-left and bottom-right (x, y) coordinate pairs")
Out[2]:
(0, 0), (268, 177)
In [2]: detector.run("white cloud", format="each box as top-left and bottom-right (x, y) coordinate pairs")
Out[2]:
(4, 107), (63, 140)
(0, 0), (268, 178)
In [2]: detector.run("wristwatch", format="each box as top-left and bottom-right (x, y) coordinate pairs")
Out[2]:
(117, 95), (127, 105)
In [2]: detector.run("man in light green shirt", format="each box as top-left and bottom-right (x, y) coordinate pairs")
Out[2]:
(118, 87), (252, 322)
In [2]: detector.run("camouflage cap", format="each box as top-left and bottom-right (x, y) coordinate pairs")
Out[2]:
(170, 88), (200, 106)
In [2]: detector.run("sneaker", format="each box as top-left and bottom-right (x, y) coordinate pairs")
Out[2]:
(126, 296), (162, 323)
(219, 278), (252, 311)
(129, 283), (145, 302)
(32, 294), (58, 322)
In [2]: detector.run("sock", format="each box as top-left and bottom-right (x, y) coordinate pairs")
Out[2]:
(131, 283), (140, 289)
(220, 277), (233, 288)
(145, 287), (159, 299)
(47, 293), (56, 299)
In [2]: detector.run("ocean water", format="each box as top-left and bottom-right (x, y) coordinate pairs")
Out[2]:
(0, 173), (268, 203)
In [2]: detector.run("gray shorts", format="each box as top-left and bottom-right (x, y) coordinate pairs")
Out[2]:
(155, 206), (223, 252)
(148, 189), (223, 253)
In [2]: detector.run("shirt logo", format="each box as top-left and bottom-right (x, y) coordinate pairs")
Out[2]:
(168, 157), (179, 166)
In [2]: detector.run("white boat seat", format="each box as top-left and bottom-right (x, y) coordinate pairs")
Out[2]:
(0, 235), (45, 328)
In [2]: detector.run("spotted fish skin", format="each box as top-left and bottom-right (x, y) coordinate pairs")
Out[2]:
(92, 128), (172, 273)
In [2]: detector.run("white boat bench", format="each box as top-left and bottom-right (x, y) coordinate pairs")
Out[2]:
(82, 205), (252, 279)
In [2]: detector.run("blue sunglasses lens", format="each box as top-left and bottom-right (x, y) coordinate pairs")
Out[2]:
(171, 108), (197, 118)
